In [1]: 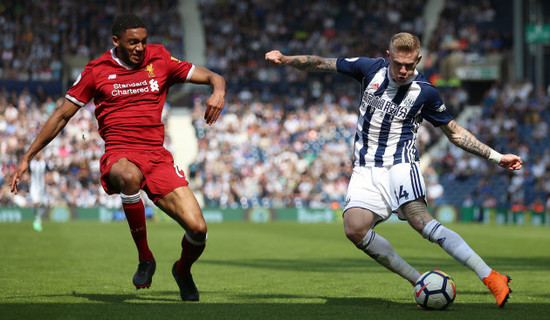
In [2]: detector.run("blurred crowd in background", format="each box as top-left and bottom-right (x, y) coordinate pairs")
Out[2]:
(1, 0), (549, 212)
(0, 0), (183, 82)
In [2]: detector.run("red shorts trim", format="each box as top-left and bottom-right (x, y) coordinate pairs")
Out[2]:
(100, 147), (189, 202)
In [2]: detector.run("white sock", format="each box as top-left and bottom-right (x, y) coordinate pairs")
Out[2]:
(422, 220), (492, 280)
(35, 207), (45, 221)
(465, 253), (492, 280)
(356, 229), (421, 284)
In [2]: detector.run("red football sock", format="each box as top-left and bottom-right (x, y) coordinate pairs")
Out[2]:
(123, 199), (154, 262)
(176, 234), (206, 276)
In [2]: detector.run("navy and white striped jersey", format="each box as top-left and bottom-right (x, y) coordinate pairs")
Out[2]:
(337, 57), (453, 167)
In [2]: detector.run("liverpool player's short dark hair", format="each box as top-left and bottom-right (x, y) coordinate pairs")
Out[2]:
(112, 14), (147, 38)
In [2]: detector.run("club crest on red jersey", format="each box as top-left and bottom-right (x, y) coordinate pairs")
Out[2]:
(146, 63), (155, 78)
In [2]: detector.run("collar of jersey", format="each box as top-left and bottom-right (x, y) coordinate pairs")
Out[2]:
(110, 48), (136, 70)
(386, 68), (418, 88)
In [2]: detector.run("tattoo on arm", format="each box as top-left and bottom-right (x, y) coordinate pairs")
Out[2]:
(286, 56), (337, 72)
(442, 120), (491, 159)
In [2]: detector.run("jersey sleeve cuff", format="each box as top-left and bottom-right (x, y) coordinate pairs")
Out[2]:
(65, 94), (86, 107)
(185, 65), (196, 83)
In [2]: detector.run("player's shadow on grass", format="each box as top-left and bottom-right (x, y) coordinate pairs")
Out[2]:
(200, 255), (550, 274)
(70, 291), (176, 303)
(5, 292), (550, 319)
(198, 257), (459, 272)
(68, 290), (414, 309)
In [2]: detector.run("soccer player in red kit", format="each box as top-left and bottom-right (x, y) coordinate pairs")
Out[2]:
(9, 14), (225, 301)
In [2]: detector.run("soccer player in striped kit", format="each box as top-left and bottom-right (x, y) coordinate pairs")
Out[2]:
(10, 14), (225, 301)
(266, 32), (522, 307)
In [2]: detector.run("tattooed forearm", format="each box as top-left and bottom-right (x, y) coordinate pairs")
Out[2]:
(457, 131), (491, 158)
(442, 120), (491, 159)
(285, 56), (337, 72)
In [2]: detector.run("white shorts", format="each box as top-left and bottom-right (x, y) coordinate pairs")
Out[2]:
(30, 184), (46, 205)
(343, 162), (426, 221)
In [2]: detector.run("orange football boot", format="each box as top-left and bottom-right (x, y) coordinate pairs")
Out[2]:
(483, 270), (511, 307)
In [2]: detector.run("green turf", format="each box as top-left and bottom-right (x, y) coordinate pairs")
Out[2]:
(1, 220), (549, 319)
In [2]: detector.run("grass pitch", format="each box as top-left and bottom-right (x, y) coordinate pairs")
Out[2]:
(1, 220), (549, 319)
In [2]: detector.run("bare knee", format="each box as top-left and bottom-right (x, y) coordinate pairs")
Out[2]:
(155, 187), (207, 241)
(186, 219), (207, 241)
(343, 208), (377, 244)
(110, 159), (143, 193)
(119, 171), (142, 190)
(168, 207), (207, 241)
(344, 227), (367, 244)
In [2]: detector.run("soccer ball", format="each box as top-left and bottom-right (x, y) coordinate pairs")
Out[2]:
(414, 270), (456, 310)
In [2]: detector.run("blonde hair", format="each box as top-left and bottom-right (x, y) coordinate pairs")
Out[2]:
(389, 32), (420, 54)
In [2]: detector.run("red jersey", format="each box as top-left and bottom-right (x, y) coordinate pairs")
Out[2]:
(66, 44), (194, 149)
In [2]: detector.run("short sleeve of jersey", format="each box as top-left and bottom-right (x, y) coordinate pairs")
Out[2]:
(337, 57), (387, 83)
(158, 46), (194, 84)
(419, 85), (453, 127)
(65, 65), (96, 107)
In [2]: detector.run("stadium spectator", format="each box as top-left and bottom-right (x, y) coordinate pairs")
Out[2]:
(189, 95), (356, 208)
(432, 80), (550, 207)
(424, 0), (513, 81)
(200, 0), (426, 97)
(0, 0), (183, 81)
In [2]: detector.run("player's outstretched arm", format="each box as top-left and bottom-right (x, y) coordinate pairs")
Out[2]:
(440, 120), (522, 170)
(9, 99), (80, 194)
(188, 66), (226, 125)
(265, 50), (337, 73)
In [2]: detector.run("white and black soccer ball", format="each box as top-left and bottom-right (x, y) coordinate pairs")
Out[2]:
(414, 270), (456, 310)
